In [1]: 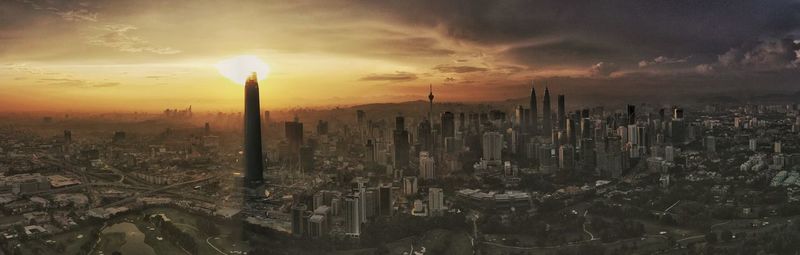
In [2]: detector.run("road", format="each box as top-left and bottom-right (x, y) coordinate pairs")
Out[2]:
(582, 210), (596, 240)
(101, 174), (221, 208)
(206, 237), (228, 255)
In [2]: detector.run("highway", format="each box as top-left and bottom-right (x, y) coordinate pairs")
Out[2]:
(100, 174), (221, 208)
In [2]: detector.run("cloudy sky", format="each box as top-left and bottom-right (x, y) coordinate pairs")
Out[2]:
(2, 0), (800, 112)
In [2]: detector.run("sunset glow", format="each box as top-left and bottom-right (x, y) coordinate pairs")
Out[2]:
(215, 55), (271, 85)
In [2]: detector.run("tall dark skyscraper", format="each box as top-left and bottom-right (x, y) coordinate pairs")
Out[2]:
(417, 119), (432, 151)
(441, 111), (455, 139)
(285, 118), (304, 156)
(627, 104), (636, 125)
(530, 84), (538, 135)
(243, 73), (264, 186)
(393, 115), (410, 169)
(557, 94), (565, 130)
(543, 87), (552, 136)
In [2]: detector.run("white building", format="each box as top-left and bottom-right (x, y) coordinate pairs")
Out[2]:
(428, 187), (444, 216)
(403, 176), (418, 195)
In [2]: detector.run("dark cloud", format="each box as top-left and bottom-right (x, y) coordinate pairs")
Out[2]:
(716, 38), (800, 70)
(501, 40), (620, 67)
(364, 1), (800, 71)
(444, 77), (455, 82)
(359, 71), (418, 82)
(638, 56), (690, 67)
(433, 64), (488, 73)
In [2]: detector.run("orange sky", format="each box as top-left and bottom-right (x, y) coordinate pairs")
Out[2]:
(2, 0), (799, 112)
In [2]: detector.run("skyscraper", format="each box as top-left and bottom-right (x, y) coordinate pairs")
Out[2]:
(441, 111), (455, 139)
(291, 203), (308, 237)
(378, 183), (392, 216)
(428, 187), (444, 216)
(417, 119), (432, 151)
(285, 118), (304, 157)
(515, 105), (526, 130)
(243, 73), (264, 186)
(543, 87), (552, 136)
(344, 194), (361, 236)
(530, 84), (538, 135)
(482, 131), (503, 163)
(557, 94), (565, 130)
(419, 151), (436, 179)
(393, 116), (410, 169)
(627, 105), (636, 125)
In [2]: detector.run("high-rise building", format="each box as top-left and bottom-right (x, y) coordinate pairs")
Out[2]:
(749, 138), (757, 151)
(482, 132), (503, 163)
(515, 105), (526, 130)
(673, 108), (684, 120)
(308, 214), (326, 239)
(300, 145), (315, 172)
(419, 151), (436, 179)
(557, 94), (565, 130)
(291, 203), (308, 237)
(530, 84), (538, 135)
(428, 187), (444, 216)
(352, 178), (368, 223)
(417, 119), (432, 151)
(343, 195), (361, 236)
(559, 144), (575, 170)
(403, 176), (418, 195)
(243, 73), (264, 186)
(543, 87), (552, 136)
(664, 145), (675, 162)
(627, 105), (636, 125)
(364, 188), (377, 219)
(285, 118), (304, 156)
(393, 116), (410, 169)
(378, 184), (392, 216)
(441, 111), (455, 139)
(264, 111), (271, 123)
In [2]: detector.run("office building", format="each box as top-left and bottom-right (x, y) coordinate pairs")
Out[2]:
(243, 73), (264, 186)
(428, 187), (444, 216)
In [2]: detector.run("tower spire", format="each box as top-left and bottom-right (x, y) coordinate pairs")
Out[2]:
(428, 84), (434, 121)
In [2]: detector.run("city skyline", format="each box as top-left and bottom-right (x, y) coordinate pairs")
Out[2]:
(2, 0), (800, 112)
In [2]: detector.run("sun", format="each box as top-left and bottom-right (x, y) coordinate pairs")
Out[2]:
(214, 55), (271, 85)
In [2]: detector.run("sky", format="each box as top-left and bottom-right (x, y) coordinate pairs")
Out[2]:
(1, 0), (800, 112)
